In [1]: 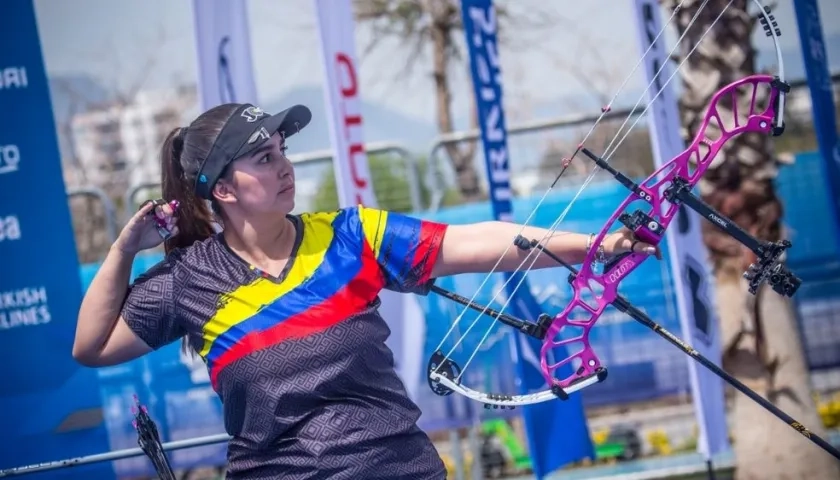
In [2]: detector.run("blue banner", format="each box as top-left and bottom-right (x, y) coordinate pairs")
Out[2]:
(793, 0), (840, 254)
(0, 2), (114, 478)
(459, 0), (594, 476)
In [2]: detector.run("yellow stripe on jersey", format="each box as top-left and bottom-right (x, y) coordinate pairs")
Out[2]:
(358, 205), (388, 260)
(198, 210), (340, 358)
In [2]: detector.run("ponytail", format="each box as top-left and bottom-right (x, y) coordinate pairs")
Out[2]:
(160, 127), (216, 254)
(155, 104), (240, 358)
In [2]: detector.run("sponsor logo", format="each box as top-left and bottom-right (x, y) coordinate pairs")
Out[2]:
(334, 52), (372, 205)
(0, 144), (20, 175)
(606, 258), (636, 284)
(240, 106), (266, 122)
(708, 212), (727, 228)
(0, 286), (50, 330)
(0, 215), (21, 242)
(0, 67), (27, 89)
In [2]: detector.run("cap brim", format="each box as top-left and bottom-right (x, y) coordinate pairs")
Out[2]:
(263, 104), (312, 140)
(237, 104), (312, 158)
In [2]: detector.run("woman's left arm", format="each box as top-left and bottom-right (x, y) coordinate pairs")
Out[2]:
(431, 221), (660, 278)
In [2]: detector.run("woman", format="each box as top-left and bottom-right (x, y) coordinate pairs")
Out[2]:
(72, 102), (659, 479)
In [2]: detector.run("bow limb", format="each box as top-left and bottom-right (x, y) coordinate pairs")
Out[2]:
(427, 350), (606, 409)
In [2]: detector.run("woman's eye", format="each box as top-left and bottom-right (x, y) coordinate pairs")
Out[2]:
(260, 154), (271, 163)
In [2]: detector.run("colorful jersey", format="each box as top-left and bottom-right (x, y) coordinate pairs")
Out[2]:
(121, 206), (448, 479)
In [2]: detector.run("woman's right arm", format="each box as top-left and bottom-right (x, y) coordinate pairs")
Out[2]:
(72, 245), (152, 366)
(72, 201), (180, 367)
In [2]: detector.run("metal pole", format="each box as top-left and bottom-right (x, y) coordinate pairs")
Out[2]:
(425, 107), (640, 211)
(385, 144), (423, 213)
(423, 72), (840, 211)
(287, 141), (422, 212)
(449, 429), (465, 480)
(0, 433), (232, 478)
(67, 187), (118, 245)
(124, 182), (161, 221)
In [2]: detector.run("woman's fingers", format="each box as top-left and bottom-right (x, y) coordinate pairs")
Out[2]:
(154, 200), (179, 219)
(629, 239), (662, 259)
(132, 200), (156, 222)
(133, 199), (180, 239)
(610, 229), (663, 260)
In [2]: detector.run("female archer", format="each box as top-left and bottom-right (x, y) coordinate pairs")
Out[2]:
(72, 102), (658, 479)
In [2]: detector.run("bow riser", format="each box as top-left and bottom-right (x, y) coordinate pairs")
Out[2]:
(540, 74), (786, 390)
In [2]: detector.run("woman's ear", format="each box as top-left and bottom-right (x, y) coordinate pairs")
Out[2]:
(212, 179), (237, 206)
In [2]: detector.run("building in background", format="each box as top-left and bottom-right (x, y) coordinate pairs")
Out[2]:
(65, 85), (197, 194)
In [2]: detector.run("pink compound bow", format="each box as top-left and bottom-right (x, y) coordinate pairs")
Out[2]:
(425, 0), (840, 461)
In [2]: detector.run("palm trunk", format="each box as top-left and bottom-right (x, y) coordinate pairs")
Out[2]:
(666, 1), (840, 478)
(428, 0), (481, 201)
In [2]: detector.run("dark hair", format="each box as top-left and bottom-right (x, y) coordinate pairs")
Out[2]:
(160, 103), (241, 254)
(160, 103), (241, 357)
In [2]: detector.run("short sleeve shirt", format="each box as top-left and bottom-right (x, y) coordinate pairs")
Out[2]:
(121, 206), (448, 480)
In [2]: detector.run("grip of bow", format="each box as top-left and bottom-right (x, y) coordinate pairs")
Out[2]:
(539, 74), (791, 392)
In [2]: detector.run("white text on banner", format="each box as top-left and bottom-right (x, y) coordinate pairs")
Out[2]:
(191, 0), (258, 109)
(312, 0), (425, 400)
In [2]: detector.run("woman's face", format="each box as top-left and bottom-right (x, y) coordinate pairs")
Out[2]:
(214, 132), (296, 215)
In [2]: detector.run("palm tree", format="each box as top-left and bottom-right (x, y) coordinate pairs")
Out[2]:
(353, 0), (560, 203)
(664, 0), (840, 478)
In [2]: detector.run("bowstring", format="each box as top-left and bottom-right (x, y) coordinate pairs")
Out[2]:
(431, 4), (686, 373)
(453, 0), (729, 380)
(602, 2), (735, 163)
(431, 0), (692, 377)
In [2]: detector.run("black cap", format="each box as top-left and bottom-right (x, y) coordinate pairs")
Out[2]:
(194, 103), (312, 199)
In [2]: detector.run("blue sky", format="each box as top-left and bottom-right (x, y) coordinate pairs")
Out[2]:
(32, 0), (840, 148)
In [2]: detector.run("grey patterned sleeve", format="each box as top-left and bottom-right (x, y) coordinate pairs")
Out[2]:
(120, 255), (186, 350)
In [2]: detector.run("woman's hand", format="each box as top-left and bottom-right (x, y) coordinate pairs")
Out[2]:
(602, 227), (662, 260)
(114, 200), (179, 256)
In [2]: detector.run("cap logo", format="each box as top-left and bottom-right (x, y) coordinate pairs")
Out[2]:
(248, 127), (271, 144)
(241, 106), (266, 123)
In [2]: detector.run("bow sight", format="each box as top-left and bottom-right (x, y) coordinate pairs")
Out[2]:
(579, 147), (802, 298)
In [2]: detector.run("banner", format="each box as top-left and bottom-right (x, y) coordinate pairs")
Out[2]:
(191, 0), (259, 108)
(630, 0), (729, 459)
(188, 0), (261, 383)
(0, 1), (115, 478)
(312, 0), (425, 400)
(793, 0), (840, 254)
(460, 1), (594, 477)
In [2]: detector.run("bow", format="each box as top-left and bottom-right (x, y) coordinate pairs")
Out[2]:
(424, 0), (840, 461)
(131, 396), (176, 480)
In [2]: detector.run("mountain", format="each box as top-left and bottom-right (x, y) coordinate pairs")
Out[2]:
(263, 86), (439, 155)
(46, 32), (838, 168)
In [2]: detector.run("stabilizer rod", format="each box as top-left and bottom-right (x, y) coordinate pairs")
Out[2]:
(517, 235), (840, 461)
